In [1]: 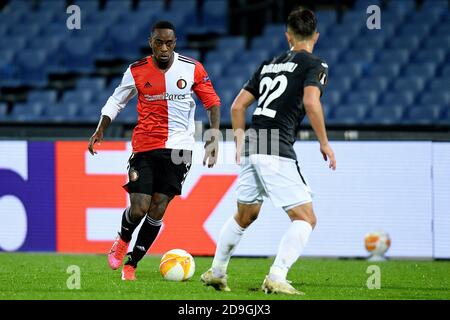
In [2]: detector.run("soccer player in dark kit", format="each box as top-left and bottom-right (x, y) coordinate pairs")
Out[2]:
(88, 21), (220, 281)
(201, 8), (336, 295)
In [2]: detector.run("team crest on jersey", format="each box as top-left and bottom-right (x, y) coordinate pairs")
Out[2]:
(177, 79), (187, 89)
(129, 169), (139, 182)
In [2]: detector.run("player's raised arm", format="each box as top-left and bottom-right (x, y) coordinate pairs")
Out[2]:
(88, 67), (137, 155)
(231, 89), (256, 164)
(303, 85), (336, 170)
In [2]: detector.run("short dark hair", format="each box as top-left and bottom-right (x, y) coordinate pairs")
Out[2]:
(151, 20), (176, 36)
(287, 8), (317, 39)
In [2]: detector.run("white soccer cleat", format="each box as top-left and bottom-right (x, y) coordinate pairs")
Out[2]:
(200, 269), (231, 292)
(261, 276), (305, 295)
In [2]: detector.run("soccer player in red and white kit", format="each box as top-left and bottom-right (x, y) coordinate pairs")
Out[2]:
(88, 21), (221, 281)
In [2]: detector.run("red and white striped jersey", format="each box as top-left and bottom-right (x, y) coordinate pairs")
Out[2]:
(101, 52), (220, 153)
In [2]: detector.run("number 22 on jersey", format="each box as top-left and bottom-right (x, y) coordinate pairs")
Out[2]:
(253, 75), (288, 118)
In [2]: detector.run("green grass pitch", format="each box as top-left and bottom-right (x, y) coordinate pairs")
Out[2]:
(0, 253), (449, 300)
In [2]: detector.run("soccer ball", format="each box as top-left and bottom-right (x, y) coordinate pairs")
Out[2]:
(159, 249), (195, 281)
(364, 231), (391, 260)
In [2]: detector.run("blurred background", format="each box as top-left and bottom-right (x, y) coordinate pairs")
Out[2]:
(0, 0), (449, 140)
(0, 0), (449, 259)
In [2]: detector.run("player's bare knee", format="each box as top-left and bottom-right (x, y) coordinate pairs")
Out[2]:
(236, 202), (261, 228)
(148, 193), (173, 220)
(288, 203), (317, 229)
(130, 193), (151, 220)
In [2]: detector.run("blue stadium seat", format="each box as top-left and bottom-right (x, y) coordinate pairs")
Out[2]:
(402, 63), (436, 79)
(419, 92), (450, 106)
(203, 0), (228, 16)
(251, 36), (284, 55)
(321, 91), (341, 107)
(27, 90), (58, 105)
(8, 23), (41, 38)
(27, 36), (62, 52)
(423, 35), (450, 50)
(203, 62), (223, 80)
(171, 0), (197, 13)
(427, 77), (450, 91)
(11, 103), (46, 121)
(392, 77), (425, 92)
(386, 35), (420, 50)
(345, 91), (379, 106)
(217, 36), (246, 51)
(179, 50), (201, 61)
(315, 10), (337, 32)
(352, 37), (385, 50)
(341, 11), (369, 29)
(340, 49), (376, 63)
(0, 103), (8, 118)
(327, 24), (362, 39)
(397, 24), (431, 39)
(331, 63), (363, 78)
(381, 91), (416, 106)
(235, 50), (272, 65)
(222, 62), (259, 80)
(62, 90), (94, 105)
(61, 37), (96, 71)
(325, 76), (353, 93)
(104, 0), (132, 11)
(44, 103), (80, 122)
(404, 105), (442, 125)
(73, 0), (100, 12)
(0, 37), (28, 52)
(439, 109), (450, 125)
(376, 49), (410, 65)
(353, 0), (381, 8)
(316, 35), (351, 51)
(387, 0), (416, 15)
(433, 24), (450, 36)
(411, 49), (446, 64)
(137, 0), (165, 13)
(354, 77), (389, 92)
(76, 78), (106, 91)
(369, 63), (400, 78)
(314, 48), (340, 65)
(4, 0), (34, 12)
(216, 76), (247, 96)
(77, 105), (103, 122)
(440, 65), (450, 77)
(38, 0), (68, 12)
(330, 104), (368, 125)
(366, 106), (406, 125)
(205, 50), (235, 65)
(16, 50), (48, 86)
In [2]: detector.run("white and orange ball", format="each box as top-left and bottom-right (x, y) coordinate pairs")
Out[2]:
(159, 249), (195, 281)
(364, 231), (391, 256)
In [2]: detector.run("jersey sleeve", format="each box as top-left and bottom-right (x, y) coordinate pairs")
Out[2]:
(243, 63), (264, 99)
(101, 66), (137, 121)
(193, 62), (221, 109)
(303, 59), (328, 96)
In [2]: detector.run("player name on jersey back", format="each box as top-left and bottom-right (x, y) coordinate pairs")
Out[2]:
(260, 62), (298, 74)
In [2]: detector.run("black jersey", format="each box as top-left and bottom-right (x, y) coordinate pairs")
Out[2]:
(243, 49), (328, 160)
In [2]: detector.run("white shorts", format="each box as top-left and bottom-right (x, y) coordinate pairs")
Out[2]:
(236, 154), (313, 211)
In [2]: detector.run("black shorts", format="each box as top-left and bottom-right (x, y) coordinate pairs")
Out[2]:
(123, 149), (192, 196)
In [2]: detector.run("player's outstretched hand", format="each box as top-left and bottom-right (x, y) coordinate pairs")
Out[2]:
(320, 143), (336, 170)
(88, 130), (104, 155)
(203, 138), (218, 168)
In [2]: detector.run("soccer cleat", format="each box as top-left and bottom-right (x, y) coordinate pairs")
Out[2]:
(107, 235), (130, 270)
(200, 269), (231, 292)
(261, 276), (305, 295)
(121, 264), (137, 281)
